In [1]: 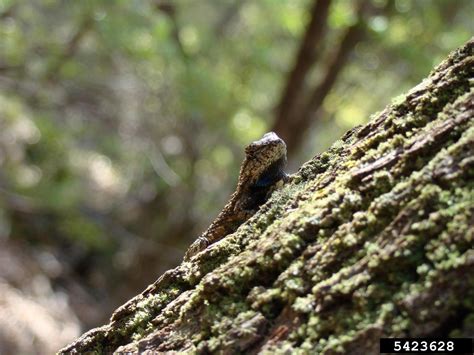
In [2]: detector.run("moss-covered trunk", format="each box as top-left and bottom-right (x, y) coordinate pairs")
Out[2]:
(60, 39), (474, 354)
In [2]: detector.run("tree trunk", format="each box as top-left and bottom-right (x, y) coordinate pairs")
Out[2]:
(60, 39), (474, 354)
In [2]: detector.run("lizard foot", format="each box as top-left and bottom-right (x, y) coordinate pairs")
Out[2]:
(184, 236), (209, 261)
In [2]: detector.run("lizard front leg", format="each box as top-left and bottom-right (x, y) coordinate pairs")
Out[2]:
(183, 208), (252, 260)
(183, 236), (210, 260)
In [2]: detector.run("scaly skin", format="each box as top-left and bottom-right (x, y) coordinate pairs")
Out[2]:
(184, 132), (288, 260)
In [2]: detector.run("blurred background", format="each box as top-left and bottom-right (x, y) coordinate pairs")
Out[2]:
(0, 0), (472, 352)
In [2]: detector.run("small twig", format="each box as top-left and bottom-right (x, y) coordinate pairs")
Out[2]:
(154, 0), (189, 62)
(45, 14), (94, 81)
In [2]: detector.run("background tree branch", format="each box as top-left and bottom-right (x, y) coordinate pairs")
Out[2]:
(273, 0), (395, 158)
(273, 0), (331, 133)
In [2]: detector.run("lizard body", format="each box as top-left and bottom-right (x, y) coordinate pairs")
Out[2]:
(184, 132), (288, 260)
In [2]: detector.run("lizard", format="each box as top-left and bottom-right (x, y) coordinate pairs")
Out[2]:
(184, 132), (288, 260)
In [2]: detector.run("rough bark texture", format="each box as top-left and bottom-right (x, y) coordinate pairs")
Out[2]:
(60, 39), (474, 354)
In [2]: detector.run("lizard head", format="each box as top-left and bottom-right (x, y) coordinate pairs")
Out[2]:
(245, 132), (286, 161)
(241, 132), (287, 186)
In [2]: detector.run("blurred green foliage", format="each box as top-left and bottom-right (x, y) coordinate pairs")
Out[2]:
(0, 0), (472, 286)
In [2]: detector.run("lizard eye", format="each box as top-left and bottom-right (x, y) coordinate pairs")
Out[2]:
(245, 142), (260, 154)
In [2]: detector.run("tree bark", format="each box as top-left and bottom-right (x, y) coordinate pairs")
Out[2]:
(60, 39), (474, 354)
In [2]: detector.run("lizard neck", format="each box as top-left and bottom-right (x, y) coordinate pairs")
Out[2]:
(232, 155), (287, 211)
